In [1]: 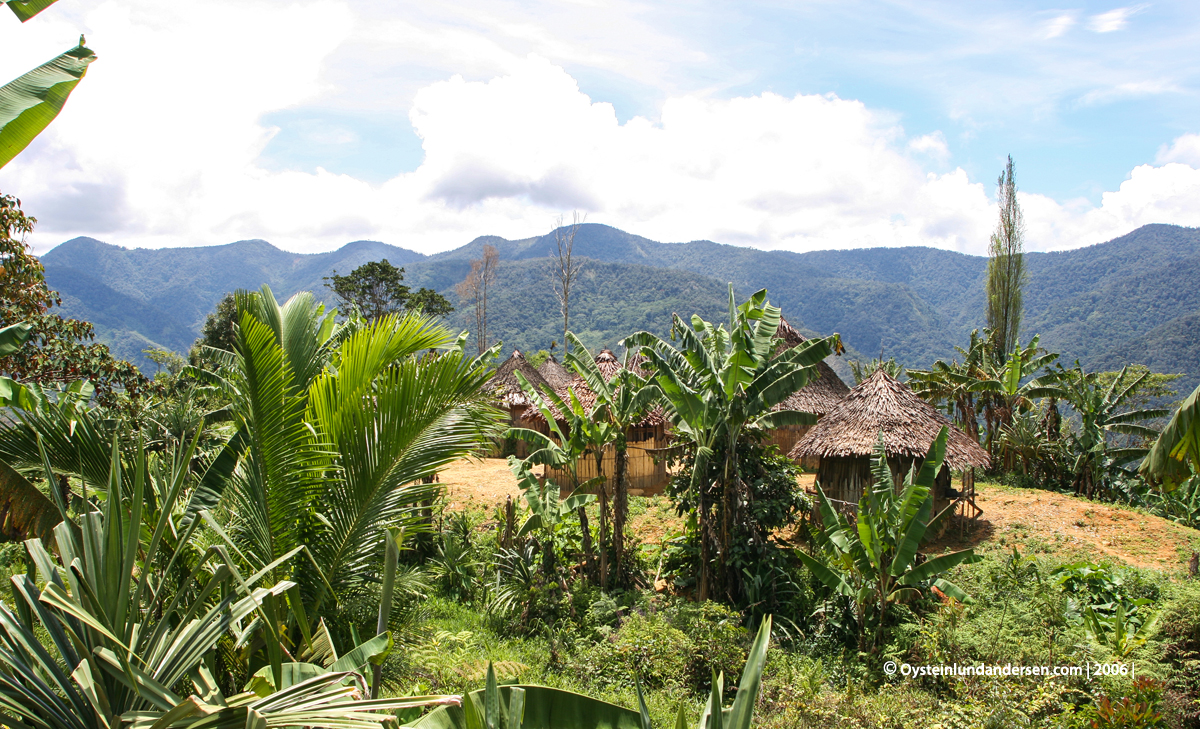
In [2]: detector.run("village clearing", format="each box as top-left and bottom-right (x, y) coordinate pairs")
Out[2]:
(439, 457), (1200, 576)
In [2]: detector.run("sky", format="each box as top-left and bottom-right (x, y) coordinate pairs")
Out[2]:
(2, 0), (1200, 257)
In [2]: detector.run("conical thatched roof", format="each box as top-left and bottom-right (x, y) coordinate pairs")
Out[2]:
(488, 350), (553, 408)
(524, 349), (666, 428)
(772, 318), (851, 417)
(537, 357), (574, 393)
(789, 368), (990, 470)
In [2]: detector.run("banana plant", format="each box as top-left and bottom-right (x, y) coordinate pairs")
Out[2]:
(564, 332), (658, 587)
(1083, 603), (1160, 659)
(797, 428), (980, 651)
(508, 455), (595, 579)
(2, 26), (95, 169)
(624, 286), (838, 600)
(507, 368), (612, 583)
(1141, 382), (1200, 489)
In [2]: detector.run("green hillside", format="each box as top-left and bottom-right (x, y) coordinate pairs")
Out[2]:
(38, 223), (1200, 395)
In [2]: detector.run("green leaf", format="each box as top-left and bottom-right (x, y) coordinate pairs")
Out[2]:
(0, 321), (32, 355)
(0, 458), (61, 547)
(635, 679), (651, 729)
(413, 685), (643, 729)
(725, 616), (770, 729)
(1, 44), (95, 169)
(329, 631), (392, 673)
(5, 0), (60, 22)
(899, 549), (980, 586)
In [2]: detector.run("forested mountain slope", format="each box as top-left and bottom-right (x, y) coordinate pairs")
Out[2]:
(39, 223), (1200, 395)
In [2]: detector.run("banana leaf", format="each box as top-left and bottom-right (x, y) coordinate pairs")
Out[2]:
(412, 685), (642, 729)
(5, 0), (60, 22)
(0, 43), (95, 169)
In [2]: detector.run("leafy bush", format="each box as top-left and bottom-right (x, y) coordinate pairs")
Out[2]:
(1154, 582), (1200, 727)
(568, 596), (747, 693)
(1083, 677), (1168, 729)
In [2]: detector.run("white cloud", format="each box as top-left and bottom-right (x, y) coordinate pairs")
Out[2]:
(2, 2), (1198, 262)
(1087, 6), (1146, 33)
(1156, 133), (1200, 167)
(908, 132), (950, 161)
(1042, 13), (1076, 39)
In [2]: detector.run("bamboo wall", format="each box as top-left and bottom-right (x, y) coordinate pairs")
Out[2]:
(765, 424), (817, 468)
(816, 456), (955, 518)
(545, 436), (670, 496)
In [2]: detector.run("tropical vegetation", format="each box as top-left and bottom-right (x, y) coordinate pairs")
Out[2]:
(1, 194), (1199, 728)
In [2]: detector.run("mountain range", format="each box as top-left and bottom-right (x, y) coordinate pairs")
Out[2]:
(39, 223), (1200, 398)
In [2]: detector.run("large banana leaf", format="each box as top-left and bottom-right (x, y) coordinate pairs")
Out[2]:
(412, 685), (642, 729)
(1141, 382), (1200, 487)
(5, 0), (60, 22)
(0, 43), (95, 169)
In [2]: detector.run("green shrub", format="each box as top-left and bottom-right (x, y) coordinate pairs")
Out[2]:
(568, 597), (748, 694)
(1155, 581), (1200, 727)
(571, 611), (693, 691)
(1082, 677), (1168, 729)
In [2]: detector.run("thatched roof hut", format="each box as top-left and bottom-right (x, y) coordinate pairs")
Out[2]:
(789, 368), (989, 470)
(763, 319), (851, 462)
(488, 350), (553, 409)
(537, 357), (574, 393)
(773, 319), (850, 418)
(526, 349), (667, 429)
(789, 368), (989, 514)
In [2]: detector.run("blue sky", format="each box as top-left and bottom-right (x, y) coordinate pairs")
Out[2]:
(3, 0), (1199, 255)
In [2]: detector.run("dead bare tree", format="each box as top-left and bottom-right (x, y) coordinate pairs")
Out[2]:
(547, 212), (585, 353)
(455, 244), (500, 354)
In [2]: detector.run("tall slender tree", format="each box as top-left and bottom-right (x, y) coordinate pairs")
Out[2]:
(548, 212), (585, 354)
(986, 155), (1027, 360)
(455, 244), (500, 355)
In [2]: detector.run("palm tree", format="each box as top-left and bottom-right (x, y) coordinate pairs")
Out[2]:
(171, 286), (502, 663)
(624, 286), (838, 600)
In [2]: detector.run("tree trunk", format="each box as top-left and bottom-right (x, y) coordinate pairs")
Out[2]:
(594, 450), (609, 589)
(578, 505), (596, 582)
(613, 437), (628, 587)
(698, 479), (709, 601)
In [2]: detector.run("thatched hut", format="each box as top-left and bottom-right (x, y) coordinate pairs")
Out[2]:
(487, 350), (555, 456)
(767, 319), (851, 464)
(788, 369), (989, 517)
(536, 349), (671, 495)
(537, 357), (574, 394)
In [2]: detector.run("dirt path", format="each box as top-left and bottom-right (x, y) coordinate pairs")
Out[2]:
(934, 482), (1200, 574)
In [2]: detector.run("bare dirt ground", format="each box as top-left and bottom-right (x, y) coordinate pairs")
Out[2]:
(438, 459), (1200, 574)
(931, 482), (1200, 574)
(440, 458), (524, 512)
